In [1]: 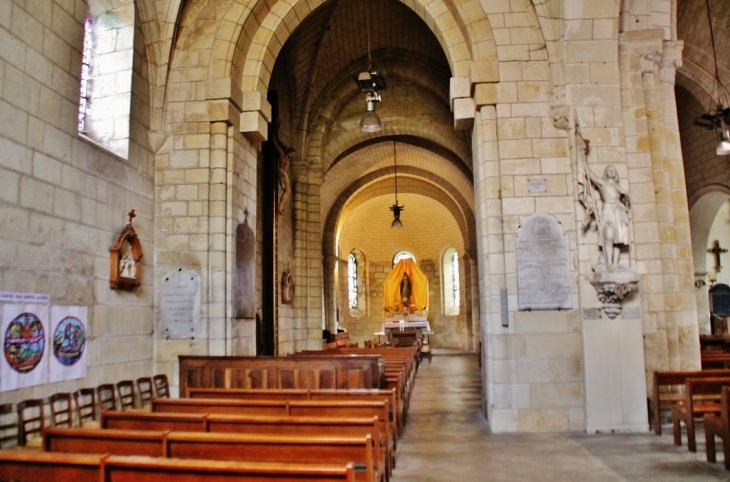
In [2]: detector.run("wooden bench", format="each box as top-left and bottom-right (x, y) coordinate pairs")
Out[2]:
(102, 411), (208, 431)
(151, 396), (393, 477)
(151, 397), (290, 416)
(41, 427), (376, 482)
(650, 369), (730, 434)
(0, 450), (106, 481)
(704, 386), (730, 469)
(103, 455), (357, 482)
(179, 355), (384, 395)
(672, 377), (730, 452)
(187, 387), (401, 437)
(0, 451), (357, 482)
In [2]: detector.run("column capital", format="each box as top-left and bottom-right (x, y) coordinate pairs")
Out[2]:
(660, 41), (684, 85)
(639, 48), (662, 75)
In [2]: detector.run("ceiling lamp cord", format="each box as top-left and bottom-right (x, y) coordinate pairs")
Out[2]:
(390, 141), (404, 228)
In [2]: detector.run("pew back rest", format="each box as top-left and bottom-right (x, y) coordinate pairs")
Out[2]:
(179, 355), (382, 396)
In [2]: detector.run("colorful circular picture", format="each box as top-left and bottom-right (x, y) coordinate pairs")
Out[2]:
(53, 316), (86, 366)
(4, 313), (45, 374)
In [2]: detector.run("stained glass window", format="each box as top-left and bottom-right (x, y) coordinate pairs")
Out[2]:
(348, 253), (358, 309)
(78, 15), (93, 132)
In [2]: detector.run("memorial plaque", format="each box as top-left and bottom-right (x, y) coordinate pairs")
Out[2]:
(516, 213), (573, 310)
(527, 178), (548, 193)
(234, 221), (256, 318)
(583, 308), (602, 320)
(159, 270), (201, 338)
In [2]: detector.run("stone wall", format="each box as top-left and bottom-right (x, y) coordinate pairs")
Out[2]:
(0, 0), (154, 404)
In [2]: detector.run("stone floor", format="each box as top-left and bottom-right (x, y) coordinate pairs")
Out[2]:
(390, 352), (730, 481)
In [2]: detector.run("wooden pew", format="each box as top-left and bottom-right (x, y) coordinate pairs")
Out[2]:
(166, 431), (375, 482)
(102, 455), (357, 482)
(650, 369), (730, 435)
(704, 386), (730, 469)
(0, 450), (106, 481)
(187, 387), (401, 437)
(151, 397), (290, 416)
(43, 427), (167, 457)
(151, 396), (393, 477)
(205, 414), (386, 481)
(179, 355), (384, 395)
(672, 377), (730, 452)
(94, 411), (387, 482)
(102, 411), (207, 431)
(0, 451), (357, 482)
(42, 427), (376, 482)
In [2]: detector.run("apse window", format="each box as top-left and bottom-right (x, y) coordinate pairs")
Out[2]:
(442, 247), (460, 315)
(393, 251), (415, 267)
(348, 253), (358, 309)
(348, 250), (367, 315)
(78, 2), (135, 159)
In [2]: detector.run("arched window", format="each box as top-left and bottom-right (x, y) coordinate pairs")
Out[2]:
(78, 1), (135, 159)
(393, 251), (415, 267)
(348, 253), (358, 309)
(442, 247), (460, 315)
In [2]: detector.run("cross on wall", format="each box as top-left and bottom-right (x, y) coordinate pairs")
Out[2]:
(708, 239), (728, 273)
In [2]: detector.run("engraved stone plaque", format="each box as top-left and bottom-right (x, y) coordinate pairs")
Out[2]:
(583, 308), (603, 320)
(527, 178), (548, 193)
(159, 270), (201, 338)
(234, 221), (256, 319)
(516, 213), (573, 310)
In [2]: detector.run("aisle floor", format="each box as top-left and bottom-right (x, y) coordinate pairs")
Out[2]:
(390, 353), (730, 481)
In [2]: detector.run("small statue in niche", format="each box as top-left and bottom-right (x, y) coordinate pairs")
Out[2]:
(281, 265), (293, 305)
(273, 126), (294, 217)
(399, 272), (412, 312)
(109, 209), (143, 291)
(119, 244), (136, 279)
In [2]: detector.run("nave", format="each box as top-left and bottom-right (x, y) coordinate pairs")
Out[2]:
(392, 353), (730, 482)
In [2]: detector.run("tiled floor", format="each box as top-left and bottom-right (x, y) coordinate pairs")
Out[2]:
(391, 353), (730, 481)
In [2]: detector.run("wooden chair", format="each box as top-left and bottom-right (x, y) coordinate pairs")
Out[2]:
(0, 403), (17, 448)
(136, 377), (154, 408)
(97, 383), (117, 412)
(73, 388), (98, 427)
(153, 374), (170, 398)
(17, 398), (44, 447)
(116, 380), (136, 411)
(49, 392), (73, 427)
(705, 386), (730, 469)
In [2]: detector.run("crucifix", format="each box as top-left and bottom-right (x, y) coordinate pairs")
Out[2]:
(708, 239), (728, 272)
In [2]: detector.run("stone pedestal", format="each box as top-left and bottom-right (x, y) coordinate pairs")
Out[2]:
(590, 265), (639, 319)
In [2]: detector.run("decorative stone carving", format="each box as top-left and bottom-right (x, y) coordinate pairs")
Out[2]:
(590, 267), (640, 319)
(638, 48), (661, 75)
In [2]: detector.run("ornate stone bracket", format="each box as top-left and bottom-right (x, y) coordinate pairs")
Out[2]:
(590, 267), (639, 319)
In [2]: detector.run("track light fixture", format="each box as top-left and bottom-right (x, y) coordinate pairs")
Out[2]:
(356, 12), (385, 133)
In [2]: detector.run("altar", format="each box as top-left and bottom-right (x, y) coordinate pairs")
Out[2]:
(380, 259), (432, 356)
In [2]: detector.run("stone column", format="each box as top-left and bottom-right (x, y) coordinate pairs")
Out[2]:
(659, 41), (700, 368)
(208, 121), (231, 355)
(322, 254), (339, 334)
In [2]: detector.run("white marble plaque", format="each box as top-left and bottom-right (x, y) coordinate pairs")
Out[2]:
(527, 178), (548, 193)
(516, 213), (573, 310)
(159, 270), (201, 338)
